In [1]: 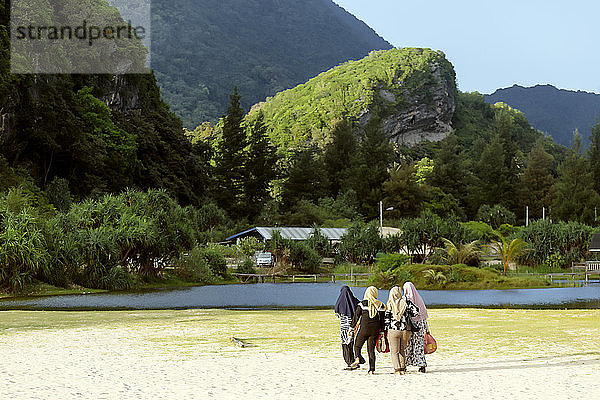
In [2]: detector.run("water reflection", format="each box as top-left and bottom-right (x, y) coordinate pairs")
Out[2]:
(0, 283), (599, 310)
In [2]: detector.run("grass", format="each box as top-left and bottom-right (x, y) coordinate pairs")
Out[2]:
(370, 264), (554, 290)
(0, 271), (238, 300)
(0, 283), (107, 299)
(332, 263), (372, 274)
(0, 309), (598, 359)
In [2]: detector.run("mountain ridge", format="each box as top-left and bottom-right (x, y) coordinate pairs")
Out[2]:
(485, 84), (600, 146)
(151, 0), (393, 128)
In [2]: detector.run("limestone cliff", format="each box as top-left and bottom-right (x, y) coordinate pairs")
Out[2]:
(379, 62), (456, 146)
(245, 48), (457, 152)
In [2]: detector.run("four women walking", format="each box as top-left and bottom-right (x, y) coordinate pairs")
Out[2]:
(335, 282), (430, 375)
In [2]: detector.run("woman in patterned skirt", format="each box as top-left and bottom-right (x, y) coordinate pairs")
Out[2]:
(403, 281), (429, 373)
(334, 286), (361, 370)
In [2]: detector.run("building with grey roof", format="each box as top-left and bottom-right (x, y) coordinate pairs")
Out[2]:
(226, 227), (347, 244)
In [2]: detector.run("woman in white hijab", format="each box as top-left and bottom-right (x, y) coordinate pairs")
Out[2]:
(403, 281), (429, 372)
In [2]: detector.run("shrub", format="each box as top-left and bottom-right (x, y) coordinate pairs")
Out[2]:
(382, 234), (403, 254)
(400, 211), (470, 263)
(371, 268), (414, 289)
(237, 258), (257, 274)
(395, 269), (414, 284)
(371, 270), (396, 289)
(377, 253), (409, 272)
(447, 268), (460, 283)
(0, 211), (49, 292)
(202, 246), (228, 278)
(517, 219), (593, 267)
(477, 204), (516, 229)
(97, 266), (134, 291)
(339, 221), (382, 264)
(461, 221), (500, 243)
(174, 247), (216, 283)
(306, 226), (333, 257)
(423, 269), (447, 285)
(289, 241), (322, 273)
(540, 253), (567, 272)
(237, 237), (264, 258)
(45, 177), (72, 212)
(440, 238), (481, 267)
(498, 224), (520, 238)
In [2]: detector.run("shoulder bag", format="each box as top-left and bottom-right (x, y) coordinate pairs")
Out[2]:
(376, 330), (390, 353)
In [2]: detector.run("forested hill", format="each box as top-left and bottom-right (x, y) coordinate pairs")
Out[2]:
(151, 0), (392, 127)
(238, 48), (457, 153)
(485, 84), (600, 147)
(0, 1), (209, 206)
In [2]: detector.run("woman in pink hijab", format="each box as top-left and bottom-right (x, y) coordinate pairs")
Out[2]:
(403, 281), (429, 372)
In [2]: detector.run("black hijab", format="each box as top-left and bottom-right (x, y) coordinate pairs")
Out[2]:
(334, 286), (360, 317)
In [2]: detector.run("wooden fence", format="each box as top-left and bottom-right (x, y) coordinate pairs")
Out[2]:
(231, 273), (372, 284)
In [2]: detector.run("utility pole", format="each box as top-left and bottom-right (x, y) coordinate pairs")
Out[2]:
(379, 201), (383, 229)
(543, 207), (546, 221)
(526, 206), (529, 227)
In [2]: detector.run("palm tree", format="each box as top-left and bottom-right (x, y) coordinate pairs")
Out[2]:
(487, 237), (529, 276)
(423, 269), (447, 285)
(441, 238), (481, 265)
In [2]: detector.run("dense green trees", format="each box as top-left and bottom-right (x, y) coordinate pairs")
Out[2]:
(338, 222), (382, 264)
(214, 87), (248, 217)
(383, 165), (424, 218)
(588, 121), (600, 195)
(0, 169), (236, 292)
(151, 0), (392, 127)
(518, 141), (556, 219)
(553, 131), (600, 224)
(243, 112), (278, 220)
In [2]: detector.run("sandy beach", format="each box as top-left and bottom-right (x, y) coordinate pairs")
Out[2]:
(0, 309), (598, 399)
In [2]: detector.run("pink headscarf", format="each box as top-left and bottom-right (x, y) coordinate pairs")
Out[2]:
(403, 282), (428, 321)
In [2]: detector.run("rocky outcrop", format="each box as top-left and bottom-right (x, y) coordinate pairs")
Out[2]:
(244, 48), (457, 151)
(363, 62), (456, 146)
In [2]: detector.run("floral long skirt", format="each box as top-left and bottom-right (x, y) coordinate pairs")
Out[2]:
(405, 320), (427, 367)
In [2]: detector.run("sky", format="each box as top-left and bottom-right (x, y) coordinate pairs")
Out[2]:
(334, 0), (599, 94)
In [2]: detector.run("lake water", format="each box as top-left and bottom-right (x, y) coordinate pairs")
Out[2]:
(1, 283), (599, 310)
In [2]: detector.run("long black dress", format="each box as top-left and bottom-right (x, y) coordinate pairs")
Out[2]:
(350, 300), (385, 372)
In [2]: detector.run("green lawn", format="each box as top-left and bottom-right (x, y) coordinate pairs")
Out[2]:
(1, 309), (599, 358)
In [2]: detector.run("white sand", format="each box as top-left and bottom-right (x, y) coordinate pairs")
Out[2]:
(0, 309), (598, 399)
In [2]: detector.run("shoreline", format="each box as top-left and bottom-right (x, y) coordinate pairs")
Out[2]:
(0, 279), (566, 301)
(1, 283), (598, 311)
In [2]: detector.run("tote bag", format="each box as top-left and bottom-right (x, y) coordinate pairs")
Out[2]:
(376, 331), (390, 353)
(424, 331), (437, 354)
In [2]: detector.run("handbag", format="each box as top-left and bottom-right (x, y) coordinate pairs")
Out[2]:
(407, 315), (420, 333)
(376, 331), (390, 353)
(424, 331), (437, 354)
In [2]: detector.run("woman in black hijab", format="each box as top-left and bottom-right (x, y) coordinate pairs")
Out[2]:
(335, 286), (361, 370)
